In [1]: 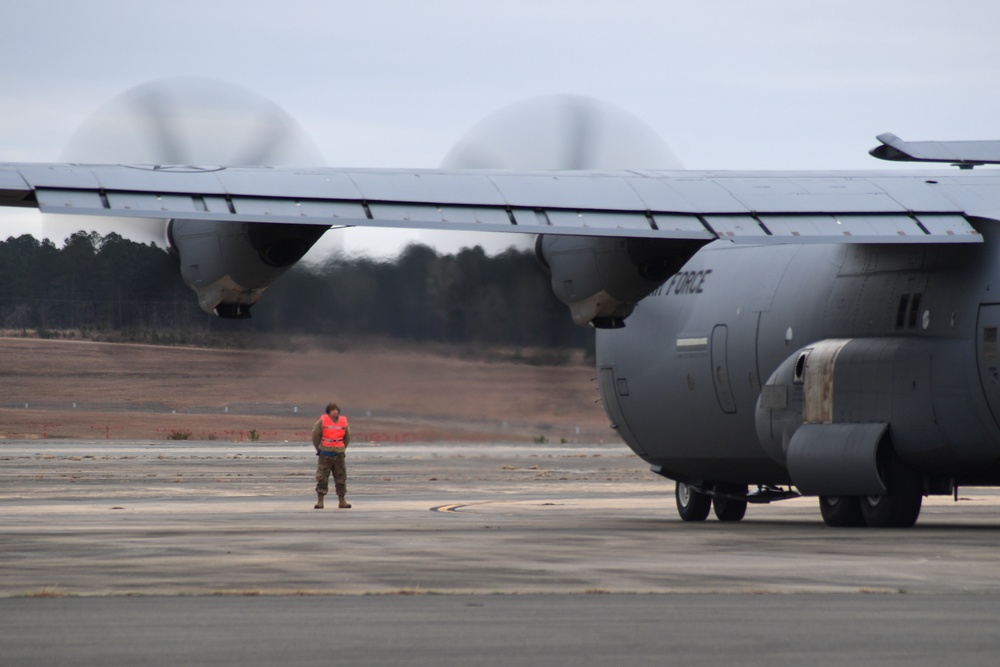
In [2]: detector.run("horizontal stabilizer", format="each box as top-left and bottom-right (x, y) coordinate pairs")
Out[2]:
(870, 133), (1000, 167)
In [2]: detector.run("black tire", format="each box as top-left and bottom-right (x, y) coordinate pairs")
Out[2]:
(675, 482), (711, 522)
(713, 484), (747, 522)
(818, 495), (865, 527)
(860, 492), (923, 528)
(860, 448), (924, 528)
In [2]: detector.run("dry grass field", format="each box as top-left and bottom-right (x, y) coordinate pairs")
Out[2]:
(0, 336), (613, 443)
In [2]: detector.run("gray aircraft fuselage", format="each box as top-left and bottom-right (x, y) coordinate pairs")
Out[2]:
(597, 227), (1000, 490)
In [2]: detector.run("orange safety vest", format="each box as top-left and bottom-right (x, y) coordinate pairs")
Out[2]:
(320, 414), (348, 447)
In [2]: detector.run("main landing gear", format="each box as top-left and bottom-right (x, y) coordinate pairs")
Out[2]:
(818, 451), (925, 528)
(818, 477), (923, 528)
(817, 492), (923, 528)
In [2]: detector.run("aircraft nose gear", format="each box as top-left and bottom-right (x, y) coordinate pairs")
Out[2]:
(675, 482), (712, 522)
(657, 466), (800, 523)
(712, 484), (748, 522)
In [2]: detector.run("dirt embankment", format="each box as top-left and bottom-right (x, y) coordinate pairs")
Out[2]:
(0, 337), (614, 443)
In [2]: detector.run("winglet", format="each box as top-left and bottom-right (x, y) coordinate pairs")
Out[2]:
(870, 133), (1000, 168)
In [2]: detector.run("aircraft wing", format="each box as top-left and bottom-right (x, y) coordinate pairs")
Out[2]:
(0, 162), (991, 245)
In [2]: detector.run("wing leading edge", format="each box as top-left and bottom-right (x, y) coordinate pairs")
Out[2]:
(0, 162), (991, 245)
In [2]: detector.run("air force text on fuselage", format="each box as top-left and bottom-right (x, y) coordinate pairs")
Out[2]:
(653, 269), (713, 297)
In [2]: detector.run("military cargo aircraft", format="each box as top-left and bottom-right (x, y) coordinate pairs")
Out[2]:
(3, 129), (1000, 528)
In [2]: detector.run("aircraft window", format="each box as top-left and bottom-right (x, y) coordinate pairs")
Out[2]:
(908, 294), (922, 329)
(895, 294), (909, 329)
(985, 327), (998, 360)
(895, 293), (924, 331)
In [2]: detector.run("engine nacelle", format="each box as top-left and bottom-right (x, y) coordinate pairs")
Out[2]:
(535, 234), (704, 328)
(756, 337), (992, 495)
(168, 219), (327, 318)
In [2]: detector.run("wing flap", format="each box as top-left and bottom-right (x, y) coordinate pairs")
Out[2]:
(36, 188), (107, 211)
(369, 203), (510, 227)
(755, 213), (976, 243)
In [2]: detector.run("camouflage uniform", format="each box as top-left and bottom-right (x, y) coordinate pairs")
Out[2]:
(312, 408), (351, 508)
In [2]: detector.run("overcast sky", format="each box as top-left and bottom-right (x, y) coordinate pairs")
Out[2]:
(1, 0), (998, 256)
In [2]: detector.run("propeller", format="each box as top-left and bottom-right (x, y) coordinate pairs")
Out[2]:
(441, 93), (682, 171)
(412, 94), (683, 255)
(44, 77), (324, 247)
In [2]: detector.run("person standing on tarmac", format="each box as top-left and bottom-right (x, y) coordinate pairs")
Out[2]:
(312, 402), (352, 509)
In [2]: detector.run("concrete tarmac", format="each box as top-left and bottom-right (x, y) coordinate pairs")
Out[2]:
(3, 439), (1000, 596)
(4, 594), (1000, 667)
(4, 439), (1000, 665)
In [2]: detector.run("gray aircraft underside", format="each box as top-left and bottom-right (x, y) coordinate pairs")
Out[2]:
(4, 133), (1000, 528)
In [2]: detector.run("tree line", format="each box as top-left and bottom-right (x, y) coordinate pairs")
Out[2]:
(0, 232), (588, 352)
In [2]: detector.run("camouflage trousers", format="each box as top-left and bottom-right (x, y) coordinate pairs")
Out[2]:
(315, 452), (348, 497)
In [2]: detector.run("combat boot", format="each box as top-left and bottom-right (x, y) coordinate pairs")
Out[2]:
(314, 493), (324, 509)
(338, 496), (352, 509)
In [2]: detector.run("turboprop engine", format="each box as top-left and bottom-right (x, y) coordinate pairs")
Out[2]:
(535, 235), (705, 327)
(45, 77), (328, 318)
(168, 219), (327, 318)
(445, 93), (694, 328)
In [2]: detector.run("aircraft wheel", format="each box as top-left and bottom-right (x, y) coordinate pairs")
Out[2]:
(675, 482), (711, 522)
(860, 492), (923, 528)
(818, 495), (865, 527)
(859, 450), (924, 528)
(712, 484), (747, 522)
